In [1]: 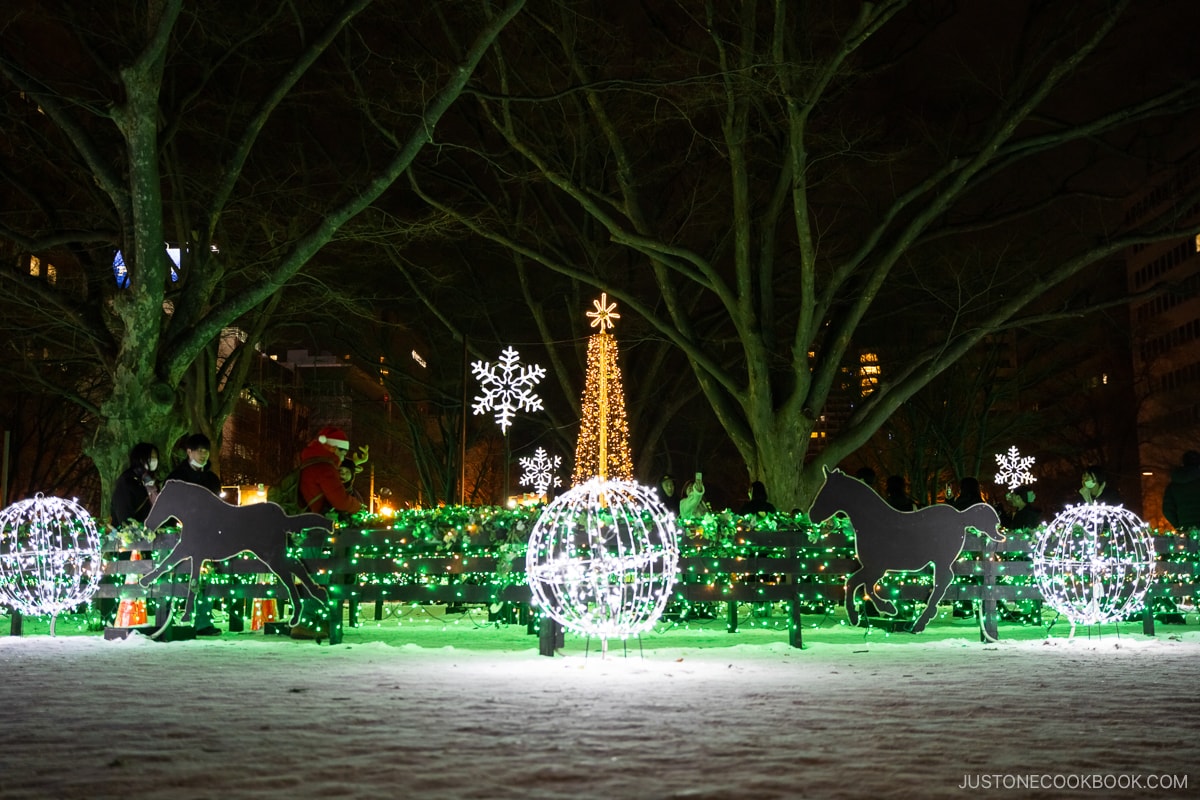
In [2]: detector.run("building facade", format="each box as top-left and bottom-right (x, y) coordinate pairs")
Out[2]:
(1126, 151), (1200, 528)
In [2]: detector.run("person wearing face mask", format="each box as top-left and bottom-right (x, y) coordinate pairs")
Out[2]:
(1078, 465), (1122, 506)
(107, 442), (161, 625)
(166, 433), (223, 494)
(111, 442), (161, 527)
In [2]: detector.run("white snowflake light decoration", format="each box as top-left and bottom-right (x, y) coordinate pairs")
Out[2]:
(471, 346), (546, 433)
(1033, 503), (1156, 631)
(0, 494), (103, 635)
(994, 445), (1037, 492)
(526, 478), (679, 654)
(519, 447), (563, 496)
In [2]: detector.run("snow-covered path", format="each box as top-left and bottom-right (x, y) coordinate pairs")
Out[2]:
(1, 613), (1197, 799)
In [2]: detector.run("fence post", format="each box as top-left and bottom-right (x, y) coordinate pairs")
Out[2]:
(789, 533), (803, 648)
(538, 614), (563, 657)
(1143, 535), (1166, 636)
(789, 598), (803, 648)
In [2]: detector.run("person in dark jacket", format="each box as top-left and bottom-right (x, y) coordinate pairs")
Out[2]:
(166, 433), (222, 494)
(1163, 450), (1200, 531)
(108, 442), (160, 625)
(656, 474), (680, 515)
(884, 475), (918, 512)
(947, 477), (985, 511)
(739, 480), (776, 515)
(1078, 465), (1122, 506)
(165, 432), (225, 636)
(1005, 484), (1043, 530)
(111, 442), (160, 527)
(856, 467), (878, 494)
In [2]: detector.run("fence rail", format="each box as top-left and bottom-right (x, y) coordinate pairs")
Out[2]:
(85, 521), (1200, 647)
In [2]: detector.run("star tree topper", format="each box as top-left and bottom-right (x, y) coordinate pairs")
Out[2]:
(994, 445), (1037, 491)
(471, 346), (546, 433)
(587, 293), (621, 331)
(518, 447), (563, 496)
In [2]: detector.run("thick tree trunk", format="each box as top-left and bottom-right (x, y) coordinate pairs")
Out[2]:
(87, 368), (183, 523)
(729, 412), (816, 514)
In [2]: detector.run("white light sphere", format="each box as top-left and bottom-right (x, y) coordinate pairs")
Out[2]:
(0, 494), (103, 633)
(525, 477), (679, 648)
(1032, 503), (1156, 628)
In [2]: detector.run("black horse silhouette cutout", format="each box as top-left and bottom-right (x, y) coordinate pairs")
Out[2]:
(141, 479), (331, 626)
(808, 468), (1004, 632)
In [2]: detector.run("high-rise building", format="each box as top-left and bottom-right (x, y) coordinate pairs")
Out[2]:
(1126, 150), (1200, 528)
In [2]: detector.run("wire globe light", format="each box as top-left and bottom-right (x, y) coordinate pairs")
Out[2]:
(0, 494), (104, 635)
(1032, 503), (1156, 630)
(526, 477), (679, 653)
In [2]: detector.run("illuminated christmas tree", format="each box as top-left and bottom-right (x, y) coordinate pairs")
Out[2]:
(572, 294), (635, 484)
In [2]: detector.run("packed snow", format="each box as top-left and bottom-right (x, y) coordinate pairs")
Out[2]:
(1, 605), (1197, 799)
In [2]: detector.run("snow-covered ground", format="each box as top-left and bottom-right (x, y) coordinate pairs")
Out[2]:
(1, 606), (1197, 799)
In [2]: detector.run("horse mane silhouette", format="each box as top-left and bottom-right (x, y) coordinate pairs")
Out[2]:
(808, 468), (1004, 632)
(141, 479), (331, 626)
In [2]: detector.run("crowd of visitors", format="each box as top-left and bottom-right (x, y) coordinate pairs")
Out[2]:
(105, 426), (369, 638)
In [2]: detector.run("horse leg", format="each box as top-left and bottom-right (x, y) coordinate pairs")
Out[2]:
(292, 562), (327, 602)
(868, 581), (898, 617)
(180, 559), (201, 624)
(283, 582), (305, 626)
(844, 567), (867, 625)
(139, 551), (180, 587)
(269, 537), (328, 603)
(854, 565), (894, 616)
(257, 549), (313, 626)
(140, 552), (190, 629)
(912, 562), (957, 632)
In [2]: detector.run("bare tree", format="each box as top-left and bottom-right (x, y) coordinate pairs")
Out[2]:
(410, 0), (1200, 509)
(0, 0), (524, 513)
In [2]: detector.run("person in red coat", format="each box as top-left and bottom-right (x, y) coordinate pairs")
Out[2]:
(291, 426), (362, 640)
(298, 427), (363, 515)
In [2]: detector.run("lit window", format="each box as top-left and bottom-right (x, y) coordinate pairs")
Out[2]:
(859, 352), (880, 396)
(28, 256), (56, 284)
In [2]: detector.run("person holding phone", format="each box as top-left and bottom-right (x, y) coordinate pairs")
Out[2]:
(680, 471), (710, 518)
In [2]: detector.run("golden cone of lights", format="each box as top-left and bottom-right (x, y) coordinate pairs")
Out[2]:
(572, 293), (634, 485)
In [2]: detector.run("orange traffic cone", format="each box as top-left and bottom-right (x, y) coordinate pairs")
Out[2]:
(115, 551), (148, 627)
(250, 598), (278, 631)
